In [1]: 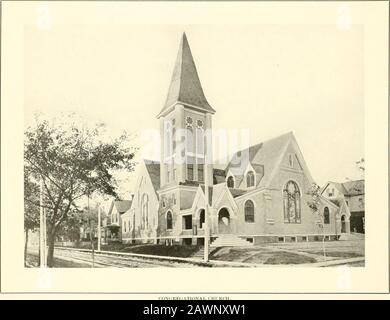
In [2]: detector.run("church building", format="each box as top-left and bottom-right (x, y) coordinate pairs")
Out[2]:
(119, 33), (350, 246)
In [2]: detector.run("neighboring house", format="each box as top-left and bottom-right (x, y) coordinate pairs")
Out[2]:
(119, 32), (350, 245)
(105, 199), (133, 242)
(321, 180), (365, 233)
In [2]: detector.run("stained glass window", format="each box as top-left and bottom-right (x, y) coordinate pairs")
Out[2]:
(283, 181), (301, 223)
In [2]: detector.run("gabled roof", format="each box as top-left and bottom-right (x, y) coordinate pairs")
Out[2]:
(144, 159), (160, 192)
(225, 132), (295, 189)
(157, 33), (215, 118)
(323, 179), (365, 197)
(342, 179), (365, 196)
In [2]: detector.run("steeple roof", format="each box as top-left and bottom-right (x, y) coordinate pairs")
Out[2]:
(157, 33), (215, 118)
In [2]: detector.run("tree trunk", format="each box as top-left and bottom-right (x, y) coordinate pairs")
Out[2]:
(24, 228), (29, 266)
(47, 228), (56, 267)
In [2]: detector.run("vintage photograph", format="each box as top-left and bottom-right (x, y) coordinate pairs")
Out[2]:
(23, 23), (365, 268)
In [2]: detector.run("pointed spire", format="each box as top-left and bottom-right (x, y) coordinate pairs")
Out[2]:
(157, 33), (215, 118)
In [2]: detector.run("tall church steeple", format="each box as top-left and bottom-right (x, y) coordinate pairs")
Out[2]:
(157, 32), (215, 119)
(159, 33), (215, 189)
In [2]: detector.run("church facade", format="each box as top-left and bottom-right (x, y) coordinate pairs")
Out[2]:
(119, 33), (350, 245)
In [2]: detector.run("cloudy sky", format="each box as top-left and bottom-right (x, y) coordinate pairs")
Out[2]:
(24, 24), (364, 190)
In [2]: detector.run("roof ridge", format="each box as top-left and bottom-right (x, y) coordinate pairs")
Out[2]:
(231, 131), (294, 160)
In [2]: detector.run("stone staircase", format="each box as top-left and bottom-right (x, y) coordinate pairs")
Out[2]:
(210, 234), (253, 247)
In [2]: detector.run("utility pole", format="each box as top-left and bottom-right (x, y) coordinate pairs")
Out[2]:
(204, 134), (210, 262)
(97, 205), (101, 252)
(39, 177), (47, 268)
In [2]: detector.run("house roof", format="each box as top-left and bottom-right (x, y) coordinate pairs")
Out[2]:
(342, 179), (365, 196)
(225, 132), (294, 188)
(157, 33), (215, 118)
(324, 179), (365, 196)
(144, 159), (161, 192)
(228, 188), (247, 198)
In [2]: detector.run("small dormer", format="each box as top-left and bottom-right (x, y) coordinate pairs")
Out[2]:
(244, 163), (256, 189)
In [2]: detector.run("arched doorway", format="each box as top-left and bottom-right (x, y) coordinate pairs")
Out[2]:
(218, 208), (231, 234)
(198, 209), (205, 229)
(341, 215), (346, 233)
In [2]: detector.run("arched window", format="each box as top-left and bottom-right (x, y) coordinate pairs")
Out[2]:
(186, 125), (194, 153)
(244, 200), (255, 223)
(227, 176), (234, 188)
(196, 127), (204, 155)
(246, 171), (255, 187)
(323, 207), (330, 224)
(283, 181), (301, 223)
(166, 211), (173, 230)
(199, 209), (205, 229)
(141, 194), (149, 229)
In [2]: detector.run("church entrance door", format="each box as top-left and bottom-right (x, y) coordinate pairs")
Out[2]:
(218, 208), (231, 234)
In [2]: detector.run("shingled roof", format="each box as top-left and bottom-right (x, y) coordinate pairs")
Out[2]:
(144, 159), (161, 192)
(225, 132), (294, 188)
(342, 179), (365, 196)
(157, 33), (215, 118)
(325, 179), (365, 197)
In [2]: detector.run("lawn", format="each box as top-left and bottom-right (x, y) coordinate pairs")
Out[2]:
(209, 247), (317, 264)
(262, 252), (316, 265)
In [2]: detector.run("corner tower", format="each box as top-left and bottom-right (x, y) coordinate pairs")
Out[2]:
(157, 33), (215, 189)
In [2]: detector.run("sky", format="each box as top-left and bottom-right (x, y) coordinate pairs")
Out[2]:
(24, 24), (364, 192)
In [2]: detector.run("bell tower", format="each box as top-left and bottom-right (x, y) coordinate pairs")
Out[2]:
(157, 33), (215, 189)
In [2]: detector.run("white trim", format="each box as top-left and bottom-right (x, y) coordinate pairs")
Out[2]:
(213, 184), (239, 212)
